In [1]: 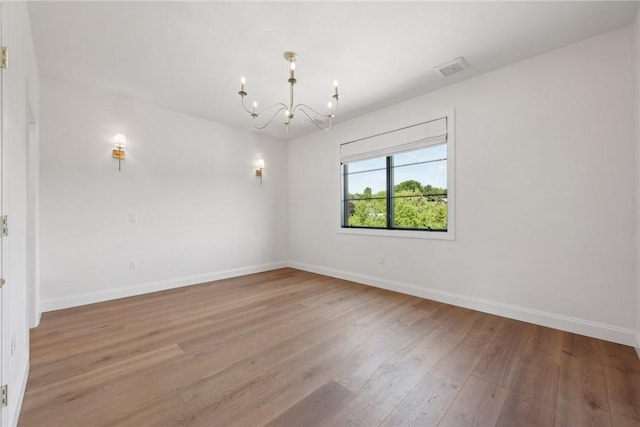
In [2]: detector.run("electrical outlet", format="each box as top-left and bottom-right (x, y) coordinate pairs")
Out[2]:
(129, 213), (138, 224)
(129, 259), (138, 270)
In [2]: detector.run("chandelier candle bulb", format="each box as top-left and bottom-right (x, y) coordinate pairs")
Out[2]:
(239, 77), (247, 96)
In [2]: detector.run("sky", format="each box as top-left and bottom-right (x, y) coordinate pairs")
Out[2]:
(345, 144), (447, 194)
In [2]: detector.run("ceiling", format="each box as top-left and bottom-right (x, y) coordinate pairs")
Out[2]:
(28, 1), (639, 140)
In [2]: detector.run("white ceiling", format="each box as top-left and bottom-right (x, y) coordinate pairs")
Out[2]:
(28, 1), (639, 140)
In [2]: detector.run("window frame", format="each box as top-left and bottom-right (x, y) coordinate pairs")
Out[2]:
(337, 110), (455, 241)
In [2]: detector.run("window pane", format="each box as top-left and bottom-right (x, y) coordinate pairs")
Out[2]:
(393, 144), (446, 167)
(344, 168), (387, 197)
(392, 145), (447, 231)
(393, 159), (447, 192)
(392, 195), (447, 230)
(345, 157), (386, 174)
(343, 158), (387, 228)
(346, 198), (387, 228)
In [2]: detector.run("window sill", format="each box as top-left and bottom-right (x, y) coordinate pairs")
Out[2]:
(337, 227), (455, 240)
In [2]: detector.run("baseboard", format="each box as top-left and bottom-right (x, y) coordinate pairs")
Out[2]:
(38, 259), (637, 348)
(41, 262), (288, 312)
(9, 355), (29, 427)
(287, 260), (637, 347)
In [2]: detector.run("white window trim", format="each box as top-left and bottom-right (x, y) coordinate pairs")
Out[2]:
(336, 108), (456, 241)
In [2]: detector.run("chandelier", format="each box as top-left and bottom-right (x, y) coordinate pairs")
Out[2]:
(238, 51), (339, 133)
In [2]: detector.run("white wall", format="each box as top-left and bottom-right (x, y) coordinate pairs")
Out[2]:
(289, 26), (637, 346)
(3, 2), (40, 426)
(39, 77), (288, 310)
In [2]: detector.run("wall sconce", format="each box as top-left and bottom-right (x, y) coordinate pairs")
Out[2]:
(112, 133), (127, 171)
(256, 158), (265, 184)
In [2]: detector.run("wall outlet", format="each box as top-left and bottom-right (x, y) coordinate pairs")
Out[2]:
(129, 259), (138, 270)
(129, 213), (138, 224)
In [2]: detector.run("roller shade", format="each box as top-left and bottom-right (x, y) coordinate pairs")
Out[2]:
(340, 117), (448, 163)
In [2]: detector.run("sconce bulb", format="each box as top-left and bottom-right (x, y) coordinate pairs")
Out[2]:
(114, 133), (127, 148)
(241, 76), (246, 85)
(333, 80), (338, 88)
(257, 158), (265, 169)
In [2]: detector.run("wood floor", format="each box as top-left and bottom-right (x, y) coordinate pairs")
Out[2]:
(19, 268), (640, 426)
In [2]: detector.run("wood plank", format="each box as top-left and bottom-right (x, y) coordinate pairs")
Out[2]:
(598, 340), (640, 422)
(555, 333), (612, 427)
(334, 304), (478, 395)
(19, 344), (185, 426)
(495, 326), (563, 426)
(601, 365), (640, 422)
(326, 307), (480, 426)
(609, 412), (640, 427)
(430, 313), (505, 387)
(472, 318), (534, 388)
(437, 375), (509, 427)
(264, 380), (355, 427)
(380, 374), (459, 427)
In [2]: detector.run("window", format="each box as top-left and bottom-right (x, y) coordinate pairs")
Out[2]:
(340, 114), (454, 239)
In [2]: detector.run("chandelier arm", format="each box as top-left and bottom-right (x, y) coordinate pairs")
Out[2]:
(240, 96), (255, 115)
(252, 107), (288, 130)
(294, 103), (334, 119)
(296, 107), (332, 131)
(241, 97), (289, 116)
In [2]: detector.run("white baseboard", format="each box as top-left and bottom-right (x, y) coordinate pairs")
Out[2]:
(9, 354), (29, 427)
(38, 259), (638, 349)
(41, 262), (287, 312)
(287, 260), (637, 347)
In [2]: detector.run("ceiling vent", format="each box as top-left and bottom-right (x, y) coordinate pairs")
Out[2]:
(434, 56), (468, 77)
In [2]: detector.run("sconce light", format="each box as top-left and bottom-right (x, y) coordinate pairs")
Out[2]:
(256, 158), (265, 184)
(112, 133), (127, 171)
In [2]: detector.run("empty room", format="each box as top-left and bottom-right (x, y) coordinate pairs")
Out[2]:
(2, 1), (640, 426)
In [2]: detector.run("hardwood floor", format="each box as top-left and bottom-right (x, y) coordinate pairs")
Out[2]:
(19, 268), (640, 426)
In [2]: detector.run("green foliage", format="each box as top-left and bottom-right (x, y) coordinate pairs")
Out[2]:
(349, 189), (387, 228)
(394, 180), (422, 193)
(346, 180), (447, 230)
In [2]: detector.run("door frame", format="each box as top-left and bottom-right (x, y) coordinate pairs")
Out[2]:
(0, 1), (6, 424)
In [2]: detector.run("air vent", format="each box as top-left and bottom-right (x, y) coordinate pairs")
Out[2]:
(434, 56), (468, 77)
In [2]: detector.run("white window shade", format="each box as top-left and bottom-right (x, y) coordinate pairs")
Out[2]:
(340, 117), (447, 163)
